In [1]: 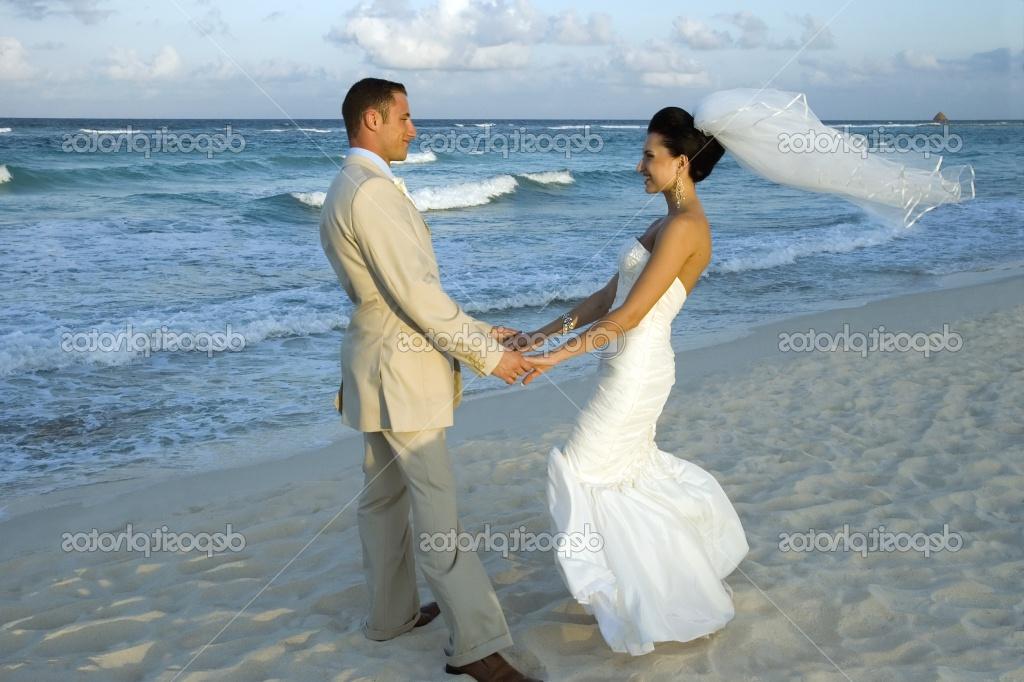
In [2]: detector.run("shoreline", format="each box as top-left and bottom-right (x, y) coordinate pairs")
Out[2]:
(1, 265), (1020, 680)
(4, 259), (1022, 519)
(3, 263), (1022, 539)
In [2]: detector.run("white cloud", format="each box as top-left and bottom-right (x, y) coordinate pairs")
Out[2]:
(672, 12), (835, 52)
(1, 0), (112, 24)
(0, 36), (34, 80)
(615, 43), (710, 88)
(249, 59), (327, 82)
(673, 17), (732, 50)
(191, 56), (241, 81)
(895, 49), (942, 71)
(957, 47), (1017, 73)
(190, 5), (230, 37)
(797, 55), (880, 85)
(105, 45), (181, 80)
(549, 10), (614, 45)
(799, 47), (1020, 86)
(791, 14), (836, 50)
(718, 10), (769, 49)
(326, 0), (612, 70)
(192, 56), (328, 83)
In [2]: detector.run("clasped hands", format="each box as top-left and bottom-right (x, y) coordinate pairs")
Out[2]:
(489, 326), (556, 385)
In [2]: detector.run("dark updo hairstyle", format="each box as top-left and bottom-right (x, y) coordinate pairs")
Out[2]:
(647, 107), (726, 183)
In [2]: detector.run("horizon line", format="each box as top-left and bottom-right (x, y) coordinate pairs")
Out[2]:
(1, 116), (1019, 122)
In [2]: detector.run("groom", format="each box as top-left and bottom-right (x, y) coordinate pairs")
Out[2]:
(319, 78), (540, 682)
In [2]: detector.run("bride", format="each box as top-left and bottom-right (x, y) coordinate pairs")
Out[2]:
(504, 89), (974, 655)
(516, 105), (747, 655)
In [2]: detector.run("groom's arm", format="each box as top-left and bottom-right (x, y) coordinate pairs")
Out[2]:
(345, 176), (504, 377)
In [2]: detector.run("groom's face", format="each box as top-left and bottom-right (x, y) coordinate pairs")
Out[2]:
(380, 92), (417, 163)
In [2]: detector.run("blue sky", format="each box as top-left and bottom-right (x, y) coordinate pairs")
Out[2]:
(0, 0), (1021, 119)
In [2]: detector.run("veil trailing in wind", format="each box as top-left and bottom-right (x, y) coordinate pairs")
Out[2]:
(692, 88), (976, 228)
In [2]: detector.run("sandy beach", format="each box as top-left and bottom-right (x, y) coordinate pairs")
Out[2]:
(1, 270), (1021, 682)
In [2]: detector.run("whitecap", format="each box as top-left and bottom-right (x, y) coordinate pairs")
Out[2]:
(0, 287), (349, 376)
(289, 191), (326, 208)
(263, 127), (333, 133)
(519, 170), (574, 185)
(711, 222), (905, 274)
(393, 151), (437, 165)
(411, 175), (517, 211)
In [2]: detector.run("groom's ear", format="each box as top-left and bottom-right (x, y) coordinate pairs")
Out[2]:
(362, 107), (382, 133)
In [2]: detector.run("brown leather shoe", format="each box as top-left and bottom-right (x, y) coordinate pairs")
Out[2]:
(414, 601), (441, 628)
(444, 652), (542, 681)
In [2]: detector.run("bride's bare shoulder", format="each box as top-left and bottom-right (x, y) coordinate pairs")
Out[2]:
(663, 212), (712, 264)
(663, 211), (710, 241)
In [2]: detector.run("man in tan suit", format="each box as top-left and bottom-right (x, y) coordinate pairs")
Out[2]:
(319, 78), (540, 682)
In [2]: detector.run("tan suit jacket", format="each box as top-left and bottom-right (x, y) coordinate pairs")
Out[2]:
(319, 154), (503, 432)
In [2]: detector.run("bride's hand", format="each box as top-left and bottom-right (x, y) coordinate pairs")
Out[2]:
(490, 325), (520, 343)
(521, 353), (560, 385)
(498, 329), (546, 352)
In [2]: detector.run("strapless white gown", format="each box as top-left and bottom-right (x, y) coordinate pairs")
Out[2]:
(547, 238), (749, 655)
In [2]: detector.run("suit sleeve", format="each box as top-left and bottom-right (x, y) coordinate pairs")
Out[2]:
(348, 176), (503, 377)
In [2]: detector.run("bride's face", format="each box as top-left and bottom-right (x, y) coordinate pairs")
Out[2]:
(636, 133), (686, 194)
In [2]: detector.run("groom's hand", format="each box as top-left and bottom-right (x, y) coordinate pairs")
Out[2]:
(490, 350), (534, 385)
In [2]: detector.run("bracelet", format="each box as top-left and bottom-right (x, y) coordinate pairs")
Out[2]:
(561, 312), (576, 336)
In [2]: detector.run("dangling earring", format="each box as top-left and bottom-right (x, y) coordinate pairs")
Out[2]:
(673, 167), (686, 207)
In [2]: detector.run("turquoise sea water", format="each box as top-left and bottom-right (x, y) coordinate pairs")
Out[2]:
(0, 118), (1020, 501)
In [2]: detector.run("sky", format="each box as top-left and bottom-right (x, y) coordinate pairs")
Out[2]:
(0, 0), (1022, 119)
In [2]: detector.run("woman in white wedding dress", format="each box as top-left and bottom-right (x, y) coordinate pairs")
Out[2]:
(507, 89), (973, 656)
(516, 106), (748, 655)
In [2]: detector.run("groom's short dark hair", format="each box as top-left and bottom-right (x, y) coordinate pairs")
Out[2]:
(342, 78), (407, 140)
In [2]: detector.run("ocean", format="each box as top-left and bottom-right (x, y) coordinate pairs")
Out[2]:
(0, 117), (1020, 504)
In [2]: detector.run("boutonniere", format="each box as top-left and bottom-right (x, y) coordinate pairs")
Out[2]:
(392, 177), (412, 201)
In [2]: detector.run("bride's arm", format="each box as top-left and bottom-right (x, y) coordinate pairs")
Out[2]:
(524, 219), (700, 381)
(526, 273), (619, 342)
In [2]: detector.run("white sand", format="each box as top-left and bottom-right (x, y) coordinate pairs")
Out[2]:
(1, 272), (1022, 681)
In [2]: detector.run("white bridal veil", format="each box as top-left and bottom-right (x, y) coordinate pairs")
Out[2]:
(693, 88), (976, 228)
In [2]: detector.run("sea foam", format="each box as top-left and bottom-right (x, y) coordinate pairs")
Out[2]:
(289, 191), (326, 208)
(520, 170), (574, 185)
(411, 175), (517, 211)
(711, 221), (905, 274)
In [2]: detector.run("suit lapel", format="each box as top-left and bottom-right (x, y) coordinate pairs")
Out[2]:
(343, 155), (430, 239)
